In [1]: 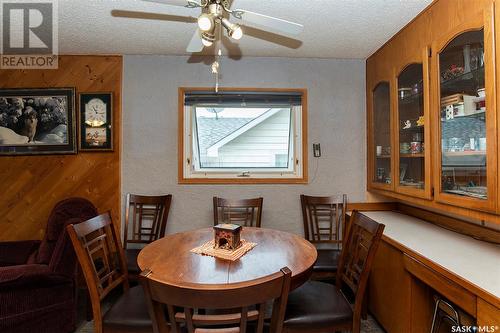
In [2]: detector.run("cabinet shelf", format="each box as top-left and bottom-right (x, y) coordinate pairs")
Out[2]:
(443, 151), (486, 157)
(400, 153), (424, 158)
(440, 67), (484, 91)
(441, 110), (485, 120)
(376, 155), (391, 159)
(399, 92), (423, 105)
(400, 125), (424, 132)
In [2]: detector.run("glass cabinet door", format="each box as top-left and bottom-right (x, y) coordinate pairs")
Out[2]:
(372, 82), (392, 187)
(437, 29), (493, 206)
(397, 64), (426, 191)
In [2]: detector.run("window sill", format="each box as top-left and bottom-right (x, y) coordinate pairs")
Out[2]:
(178, 176), (309, 185)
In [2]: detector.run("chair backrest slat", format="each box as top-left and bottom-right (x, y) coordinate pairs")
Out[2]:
(140, 267), (291, 333)
(213, 197), (263, 228)
(301, 194), (347, 247)
(123, 194), (172, 249)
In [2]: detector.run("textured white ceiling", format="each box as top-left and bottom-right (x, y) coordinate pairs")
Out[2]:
(58, 0), (432, 59)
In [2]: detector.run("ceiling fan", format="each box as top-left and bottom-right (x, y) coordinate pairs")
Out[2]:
(141, 0), (304, 53)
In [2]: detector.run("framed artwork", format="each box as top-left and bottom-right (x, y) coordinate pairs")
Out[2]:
(0, 88), (76, 155)
(79, 92), (113, 151)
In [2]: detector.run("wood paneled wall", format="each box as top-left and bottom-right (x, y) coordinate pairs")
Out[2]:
(0, 55), (122, 241)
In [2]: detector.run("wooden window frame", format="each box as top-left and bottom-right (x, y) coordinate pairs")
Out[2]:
(178, 87), (308, 184)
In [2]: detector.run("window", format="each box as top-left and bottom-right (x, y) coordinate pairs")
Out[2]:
(179, 88), (307, 184)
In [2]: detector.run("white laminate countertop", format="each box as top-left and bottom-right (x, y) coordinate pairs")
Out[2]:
(358, 211), (500, 299)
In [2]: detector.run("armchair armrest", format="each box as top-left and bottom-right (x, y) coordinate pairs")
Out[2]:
(0, 240), (40, 266)
(0, 264), (71, 289)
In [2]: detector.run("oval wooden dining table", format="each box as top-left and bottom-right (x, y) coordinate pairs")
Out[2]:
(137, 227), (317, 290)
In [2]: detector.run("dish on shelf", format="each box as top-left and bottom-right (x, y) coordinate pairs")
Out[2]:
(445, 188), (487, 200)
(440, 65), (464, 81)
(398, 88), (412, 100)
(400, 180), (424, 188)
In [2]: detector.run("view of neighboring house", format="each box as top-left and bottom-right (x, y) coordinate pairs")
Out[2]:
(195, 108), (291, 169)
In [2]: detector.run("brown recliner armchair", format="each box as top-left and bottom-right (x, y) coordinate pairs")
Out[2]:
(0, 197), (98, 333)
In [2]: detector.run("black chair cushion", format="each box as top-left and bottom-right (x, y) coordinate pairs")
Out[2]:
(313, 248), (341, 272)
(103, 285), (152, 333)
(125, 248), (141, 274)
(284, 281), (353, 330)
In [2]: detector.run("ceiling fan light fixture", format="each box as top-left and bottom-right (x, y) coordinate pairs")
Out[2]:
(201, 38), (213, 47)
(230, 25), (243, 40)
(221, 18), (243, 40)
(198, 13), (214, 32)
(201, 31), (215, 47)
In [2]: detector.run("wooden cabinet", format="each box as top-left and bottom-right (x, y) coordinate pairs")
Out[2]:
(369, 238), (500, 333)
(367, 0), (500, 218)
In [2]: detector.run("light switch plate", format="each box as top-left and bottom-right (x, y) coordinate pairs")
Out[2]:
(313, 143), (321, 157)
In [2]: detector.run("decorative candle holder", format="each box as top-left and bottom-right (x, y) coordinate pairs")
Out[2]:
(213, 224), (242, 250)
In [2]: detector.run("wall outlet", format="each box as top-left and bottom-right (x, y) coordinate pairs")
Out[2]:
(313, 143), (321, 157)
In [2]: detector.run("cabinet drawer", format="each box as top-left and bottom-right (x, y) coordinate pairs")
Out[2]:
(403, 255), (476, 316)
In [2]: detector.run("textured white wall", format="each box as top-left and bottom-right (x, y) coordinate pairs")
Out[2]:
(122, 55), (366, 235)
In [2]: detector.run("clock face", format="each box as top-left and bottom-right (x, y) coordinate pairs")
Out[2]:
(85, 98), (107, 127)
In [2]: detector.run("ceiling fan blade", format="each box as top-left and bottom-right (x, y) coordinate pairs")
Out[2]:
(187, 29), (204, 53)
(231, 9), (303, 35)
(141, 0), (202, 8)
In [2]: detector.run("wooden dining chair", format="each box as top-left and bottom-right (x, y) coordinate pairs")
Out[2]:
(300, 194), (347, 279)
(67, 213), (152, 333)
(123, 194), (172, 279)
(140, 266), (291, 333)
(283, 210), (385, 333)
(213, 196), (263, 227)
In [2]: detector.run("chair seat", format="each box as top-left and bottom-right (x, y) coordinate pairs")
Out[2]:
(284, 281), (353, 330)
(313, 248), (341, 272)
(103, 285), (152, 333)
(125, 248), (141, 274)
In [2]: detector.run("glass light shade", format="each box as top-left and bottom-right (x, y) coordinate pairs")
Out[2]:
(231, 25), (243, 40)
(198, 14), (214, 32)
(202, 38), (213, 47)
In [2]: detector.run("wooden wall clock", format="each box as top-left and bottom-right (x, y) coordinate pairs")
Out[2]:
(79, 92), (113, 151)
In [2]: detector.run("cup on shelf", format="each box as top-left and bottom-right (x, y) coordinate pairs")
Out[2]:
(469, 138), (476, 151)
(376, 145), (382, 156)
(400, 142), (410, 154)
(448, 137), (462, 152)
(479, 137), (487, 151)
(477, 88), (485, 98)
(410, 142), (422, 154)
(376, 168), (385, 181)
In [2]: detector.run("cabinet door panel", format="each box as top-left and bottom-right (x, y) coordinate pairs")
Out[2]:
(432, 3), (497, 212)
(369, 82), (394, 190)
(477, 298), (500, 327)
(394, 48), (432, 199)
(368, 241), (411, 333)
